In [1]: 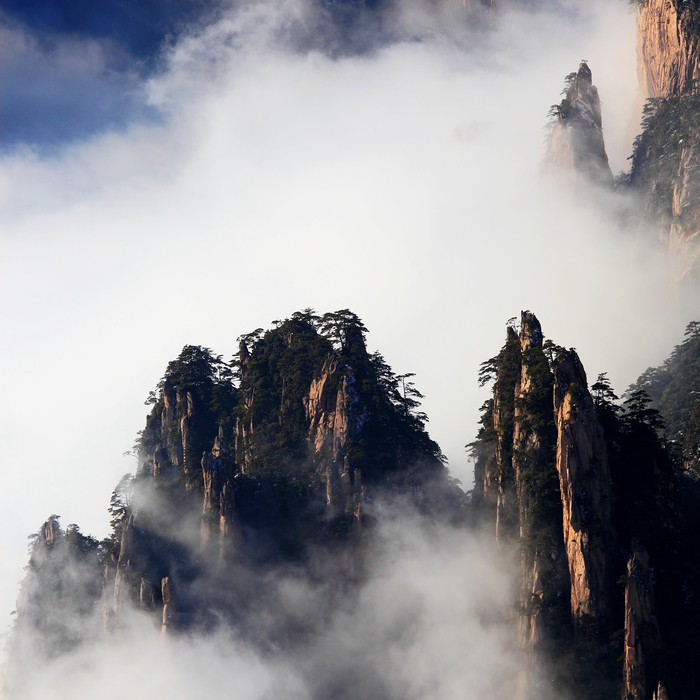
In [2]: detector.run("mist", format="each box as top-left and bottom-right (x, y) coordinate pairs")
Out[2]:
(6, 506), (518, 700)
(1, 0), (698, 687)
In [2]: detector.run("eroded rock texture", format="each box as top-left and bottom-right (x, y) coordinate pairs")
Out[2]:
(632, 0), (700, 280)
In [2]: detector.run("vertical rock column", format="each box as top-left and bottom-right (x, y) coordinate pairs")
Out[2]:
(553, 349), (615, 629)
(305, 357), (365, 523)
(545, 62), (613, 187)
(513, 312), (568, 700)
(623, 541), (662, 700)
(235, 340), (254, 474)
(652, 682), (669, 700)
(493, 327), (520, 544)
(201, 431), (240, 562)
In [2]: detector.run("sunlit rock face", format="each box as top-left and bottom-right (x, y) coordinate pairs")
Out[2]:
(553, 349), (615, 628)
(474, 312), (569, 700)
(305, 356), (366, 518)
(545, 62), (613, 187)
(632, 0), (700, 281)
(513, 312), (567, 669)
(636, 0), (700, 100)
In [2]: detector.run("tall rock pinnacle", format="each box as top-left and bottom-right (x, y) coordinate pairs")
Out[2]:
(546, 62), (613, 187)
(553, 349), (616, 628)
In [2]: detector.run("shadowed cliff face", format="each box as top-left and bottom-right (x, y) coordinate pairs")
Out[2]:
(622, 541), (662, 700)
(474, 312), (569, 699)
(512, 312), (567, 697)
(545, 62), (613, 187)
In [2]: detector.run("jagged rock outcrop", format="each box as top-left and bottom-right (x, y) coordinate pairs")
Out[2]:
(546, 62), (613, 187)
(622, 541), (662, 700)
(637, 0), (700, 100)
(553, 350), (615, 628)
(6, 518), (103, 693)
(472, 324), (521, 541)
(96, 312), (450, 633)
(472, 311), (700, 698)
(7, 311), (462, 692)
(474, 313), (570, 699)
(493, 326), (520, 544)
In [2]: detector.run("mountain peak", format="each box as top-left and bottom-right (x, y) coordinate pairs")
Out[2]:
(545, 62), (613, 187)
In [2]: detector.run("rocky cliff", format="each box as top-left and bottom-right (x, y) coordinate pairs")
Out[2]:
(512, 313), (568, 698)
(637, 0), (700, 100)
(474, 313), (569, 698)
(631, 0), (700, 280)
(470, 311), (700, 699)
(9, 308), (700, 699)
(553, 349), (615, 628)
(622, 541), (662, 700)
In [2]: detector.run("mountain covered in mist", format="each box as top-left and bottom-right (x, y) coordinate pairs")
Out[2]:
(546, 0), (700, 280)
(7, 306), (700, 700)
(6, 310), (466, 695)
(8, 1), (700, 699)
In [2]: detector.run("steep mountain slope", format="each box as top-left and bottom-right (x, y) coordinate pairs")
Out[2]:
(8, 308), (700, 700)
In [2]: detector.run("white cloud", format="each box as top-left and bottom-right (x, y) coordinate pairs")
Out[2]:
(7, 511), (518, 700)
